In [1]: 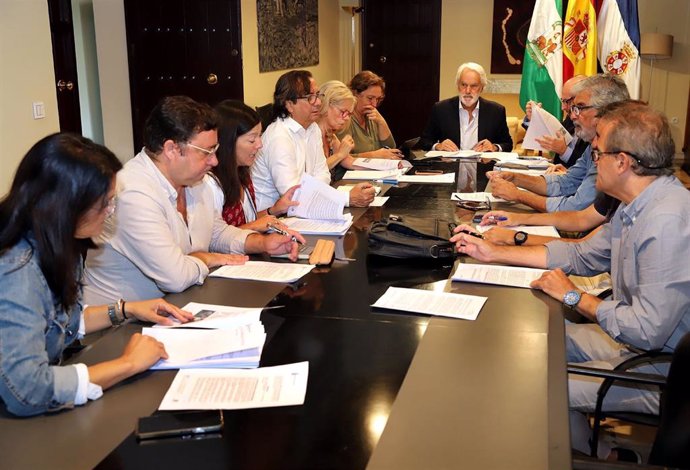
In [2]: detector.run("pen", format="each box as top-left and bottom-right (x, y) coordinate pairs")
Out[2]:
(458, 229), (484, 239)
(267, 224), (303, 245)
(486, 215), (508, 221)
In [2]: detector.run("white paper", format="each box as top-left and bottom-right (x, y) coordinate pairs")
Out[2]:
(372, 286), (487, 321)
(281, 214), (353, 235)
(158, 362), (309, 410)
(452, 192), (505, 203)
(475, 225), (561, 238)
(485, 152), (521, 163)
(523, 106), (573, 151)
(209, 260), (315, 283)
(494, 159), (551, 170)
(155, 302), (262, 329)
(352, 158), (412, 171)
(452, 263), (547, 288)
(143, 325), (266, 367)
(394, 172), (455, 184)
(337, 184), (382, 195)
(369, 196), (389, 207)
(342, 170), (403, 181)
(287, 173), (347, 221)
(423, 150), (481, 159)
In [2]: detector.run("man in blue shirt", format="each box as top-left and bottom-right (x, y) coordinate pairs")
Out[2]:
(452, 101), (690, 460)
(488, 74), (630, 212)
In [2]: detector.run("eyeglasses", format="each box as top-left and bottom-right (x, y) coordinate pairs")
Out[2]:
(570, 104), (597, 117)
(185, 142), (220, 156)
(361, 93), (385, 105)
(592, 149), (668, 169)
(298, 92), (325, 105)
(560, 97), (574, 105)
(331, 105), (352, 118)
(455, 196), (492, 212)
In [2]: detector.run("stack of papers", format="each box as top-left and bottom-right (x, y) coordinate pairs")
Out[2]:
(422, 149), (482, 159)
(494, 158), (551, 170)
(342, 169), (407, 181)
(210, 260), (315, 282)
(352, 158), (412, 171)
(288, 173), (348, 221)
(144, 302), (268, 369)
(372, 286), (487, 320)
(282, 214), (353, 235)
(378, 172), (455, 184)
(523, 106), (573, 151)
(451, 263), (547, 289)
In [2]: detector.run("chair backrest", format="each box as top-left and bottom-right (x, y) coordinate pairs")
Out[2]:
(648, 331), (690, 467)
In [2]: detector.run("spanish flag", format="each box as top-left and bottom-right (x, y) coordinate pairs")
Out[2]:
(563, 0), (598, 81)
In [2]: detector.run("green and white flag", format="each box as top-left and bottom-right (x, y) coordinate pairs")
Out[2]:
(520, 0), (563, 120)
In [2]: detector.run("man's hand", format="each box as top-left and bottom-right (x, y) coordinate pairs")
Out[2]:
(486, 170), (516, 182)
(535, 134), (567, 155)
(472, 139), (497, 152)
(450, 224), (496, 263)
(530, 268), (577, 302)
(525, 100), (542, 122)
(349, 182), (375, 207)
(545, 164), (567, 175)
(436, 139), (459, 152)
(479, 210), (523, 227)
(490, 178), (521, 202)
(189, 252), (248, 268)
(482, 227), (518, 246)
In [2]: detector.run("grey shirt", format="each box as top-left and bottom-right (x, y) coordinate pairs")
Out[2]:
(546, 175), (690, 351)
(543, 145), (598, 212)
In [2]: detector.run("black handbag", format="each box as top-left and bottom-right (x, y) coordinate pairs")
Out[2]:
(367, 216), (456, 259)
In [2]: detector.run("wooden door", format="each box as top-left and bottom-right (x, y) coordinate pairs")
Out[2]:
(361, 0), (441, 144)
(124, 0), (243, 151)
(48, 0), (82, 134)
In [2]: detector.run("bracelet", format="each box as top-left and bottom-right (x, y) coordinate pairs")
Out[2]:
(107, 300), (125, 326)
(122, 300), (128, 319)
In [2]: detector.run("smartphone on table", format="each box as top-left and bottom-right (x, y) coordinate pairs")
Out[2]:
(135, 410), (224, 440)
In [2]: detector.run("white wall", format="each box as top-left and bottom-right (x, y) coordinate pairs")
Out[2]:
(0, 0), (60, 195)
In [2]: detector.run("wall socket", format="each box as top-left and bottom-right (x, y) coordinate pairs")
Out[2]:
(670, 117), (679, 125)
(32, 102), (46, 119)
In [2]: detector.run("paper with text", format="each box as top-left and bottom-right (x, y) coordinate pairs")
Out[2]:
(452, 263), (547, 288)
(159, 362), (309, 410)
(287, 173), (347, 221)
(155, 302), (262, 329)
(343, 170), (403, 181)
(372, 286), (487, 320)
(451, 192), (506, 203)
(523, 106), (573, 151)
(423, 150), (481, 159)
(352, 158), (412, 171)
(395, 172), (455, 184)
(210, 261), (314, 282)
(282, 215), (353, 235)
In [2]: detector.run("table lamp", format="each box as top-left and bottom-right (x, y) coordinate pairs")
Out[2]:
(640, 33), (674, 102)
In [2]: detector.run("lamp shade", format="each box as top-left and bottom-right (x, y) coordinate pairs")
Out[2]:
(640, 33), (674, 59)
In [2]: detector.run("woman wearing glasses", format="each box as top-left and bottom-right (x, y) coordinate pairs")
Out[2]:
(339, 71), (402, 160)
(0, 133), (193, 416)
(210, 100), (298, 231)
(252, 70), (375, 209)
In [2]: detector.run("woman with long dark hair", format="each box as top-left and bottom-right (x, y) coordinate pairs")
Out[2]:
(210, 100), (298, 230)
(0, 133), (192, 416)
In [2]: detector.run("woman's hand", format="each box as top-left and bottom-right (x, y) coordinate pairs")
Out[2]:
(243, 215), (287, 233)
(268, 184), (300, 217)
(125, 298), (195, 326)
(120, 333), (169, 374)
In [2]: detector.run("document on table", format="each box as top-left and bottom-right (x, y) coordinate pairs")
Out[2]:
(210, 260), (315, 283)
(452, 263), (547, 288)
(154, 302), (263, 329)
(395, 172), (455, 184)
(352, 158), (412, 171)
(158, 361), (309, 410)
(522, 105), (573, 151)
(342, 169), (404, 181)
(475, 225), (561, 238)
(451, 192), (506, 203)
(143, 324), (266, 369)
(287, 173), (348, 221)
(337, 184), (382, 195)
(372, 286), (487, 321)
(423, 149), (481, 159)
(282, 214), (353, 235)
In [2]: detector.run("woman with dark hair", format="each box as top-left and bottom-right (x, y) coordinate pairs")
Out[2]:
(209, 100), (298, 231)
(0, 133), (192, 417)
(338, 70), (401, 160)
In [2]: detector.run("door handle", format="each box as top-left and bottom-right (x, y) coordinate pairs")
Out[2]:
(207, 73), (218, 85)
(57, 80), (74, 92)
(379, 56), (387, 63)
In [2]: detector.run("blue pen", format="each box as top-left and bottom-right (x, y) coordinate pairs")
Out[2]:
(486, 215), (508, 222)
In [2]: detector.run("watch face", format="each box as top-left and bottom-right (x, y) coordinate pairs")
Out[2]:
(514, 231), (528, 245)
(563, 290), (581, 307)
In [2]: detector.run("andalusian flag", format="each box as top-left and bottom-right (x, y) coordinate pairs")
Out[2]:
(520, 0), (563, 120)
(597, 0), (640, 98)
(563, 0), (598, 82)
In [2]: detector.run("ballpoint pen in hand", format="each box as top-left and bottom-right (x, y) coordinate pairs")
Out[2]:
(485, 215), (508, 222)
(267, 224), (303, 245)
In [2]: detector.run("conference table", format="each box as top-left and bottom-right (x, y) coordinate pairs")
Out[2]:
(0, 158), (572, 470)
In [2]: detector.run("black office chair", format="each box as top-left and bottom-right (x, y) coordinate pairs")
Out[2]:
(570, 331), (690, 469)
(399, 136), (420, 159)
(255, 103), (274, 130)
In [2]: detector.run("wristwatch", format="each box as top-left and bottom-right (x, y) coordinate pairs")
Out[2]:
(563, 290), (582, 309)
(107, 298), (126, 326)
(514, 231), (528, 246)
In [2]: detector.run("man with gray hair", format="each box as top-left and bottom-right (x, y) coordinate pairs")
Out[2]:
(418, 62), (513, 152)
(452, 100), (690, 460)
(488, 74), (630, 213)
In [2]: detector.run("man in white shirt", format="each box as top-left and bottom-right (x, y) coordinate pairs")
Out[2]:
(252, 70), (375, 211)
(84, 96), (302, 304)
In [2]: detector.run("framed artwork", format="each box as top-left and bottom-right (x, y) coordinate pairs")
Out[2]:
(491, 0), (536, 74)
(257, 0), (319, 73)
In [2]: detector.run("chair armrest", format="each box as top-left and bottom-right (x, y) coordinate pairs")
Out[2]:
(567, 364), (667, 387)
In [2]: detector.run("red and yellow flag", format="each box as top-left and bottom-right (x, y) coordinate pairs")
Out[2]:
(563, 0), (598, 81)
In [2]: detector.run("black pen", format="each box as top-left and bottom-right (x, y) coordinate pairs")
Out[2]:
(457, 229), (484, 239)
(267, 224), (303, 245)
